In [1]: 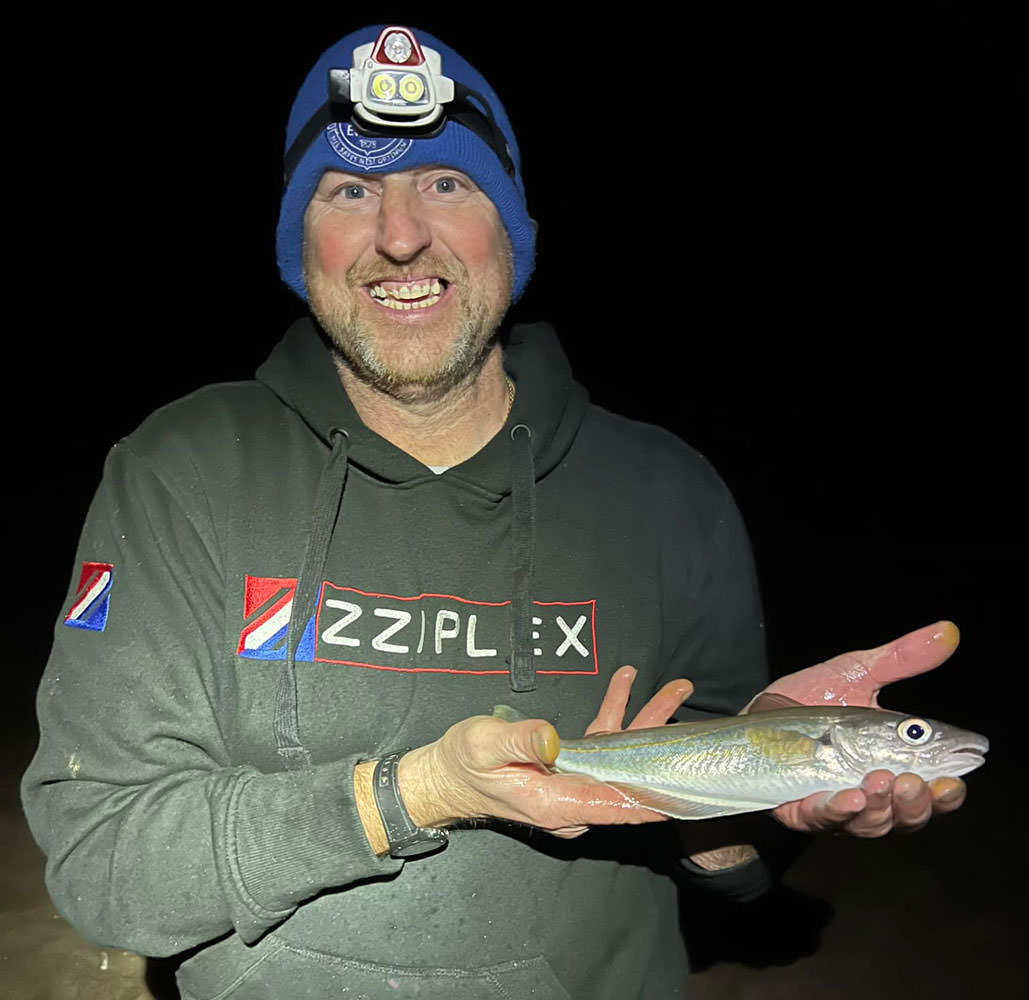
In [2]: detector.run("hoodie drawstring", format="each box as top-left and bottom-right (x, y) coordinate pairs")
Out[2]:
(274, 428), (350, 770)
(508, 423), (537, 692)
(273, 417), (538, 765)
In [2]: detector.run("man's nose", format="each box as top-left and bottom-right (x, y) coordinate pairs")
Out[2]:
(375, 184), (432, 261)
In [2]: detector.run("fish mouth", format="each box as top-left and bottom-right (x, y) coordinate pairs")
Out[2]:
(941, 737), (989, 776)
(956, 733), (990, 756)
(945, 754), (986, 777)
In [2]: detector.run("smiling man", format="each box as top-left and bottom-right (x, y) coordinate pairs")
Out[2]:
(23, 24), (968, 1000)
(301, 165), (516, 468)
(303, 167), (513, 402)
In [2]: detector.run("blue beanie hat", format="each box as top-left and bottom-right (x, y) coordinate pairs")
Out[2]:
(276, 25), (535, 303)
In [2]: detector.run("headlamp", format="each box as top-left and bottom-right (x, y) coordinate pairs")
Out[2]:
(342, 27), (453, 130)
(284, 25), (515, 184)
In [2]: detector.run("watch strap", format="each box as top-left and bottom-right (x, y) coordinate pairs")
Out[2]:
(372, 750), (448, 859)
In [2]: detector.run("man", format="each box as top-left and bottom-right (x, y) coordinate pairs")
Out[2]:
(23, 25), (967, 998)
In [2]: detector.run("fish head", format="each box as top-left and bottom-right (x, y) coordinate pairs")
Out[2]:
(828, 710), (989, 781)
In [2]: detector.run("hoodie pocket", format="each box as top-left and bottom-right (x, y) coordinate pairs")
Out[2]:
(179, 936), (574, 1000)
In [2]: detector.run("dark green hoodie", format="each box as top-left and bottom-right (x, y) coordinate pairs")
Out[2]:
(23, 319), (769, 998)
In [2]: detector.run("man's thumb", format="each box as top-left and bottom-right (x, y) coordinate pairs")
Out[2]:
(499, 720), (560, 767)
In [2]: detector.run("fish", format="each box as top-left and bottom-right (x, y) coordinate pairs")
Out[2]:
(492, 703), (989, 820)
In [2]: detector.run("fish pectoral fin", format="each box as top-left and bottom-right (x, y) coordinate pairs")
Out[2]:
(746, 728), (821, 766)
(606, 782), (775, 821)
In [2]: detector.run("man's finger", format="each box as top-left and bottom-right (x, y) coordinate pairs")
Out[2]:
(775, 787), (866, 832)
(844, 771), (896, 836)
(585, 666), (637, 735)
(758, 621), (961, 710)
(860, 620), (961, 694)
(626, 679), (694, 730)
(891, 773), (934, 831)
(929, 777), (967, 814)
(469, 718), (560, 769)
(810, 789), (863, 830)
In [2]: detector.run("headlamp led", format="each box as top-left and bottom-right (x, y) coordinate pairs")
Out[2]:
(284, 25), (514, 184)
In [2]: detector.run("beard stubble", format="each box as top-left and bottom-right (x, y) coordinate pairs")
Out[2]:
(303, 241), (514, 405)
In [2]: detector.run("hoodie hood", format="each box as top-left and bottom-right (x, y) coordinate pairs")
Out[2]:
(255, 317), (588, 493)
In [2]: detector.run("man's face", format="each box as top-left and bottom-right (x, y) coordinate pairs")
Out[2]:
(302, 166), (513, 403)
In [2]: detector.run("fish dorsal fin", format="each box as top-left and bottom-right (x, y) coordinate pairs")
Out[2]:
(492, 704), (529, 724)
(606, 782), (775, 820)
(747, 692), (805, 713)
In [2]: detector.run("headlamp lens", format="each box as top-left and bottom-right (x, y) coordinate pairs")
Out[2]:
(382, 31), (413, 64)
(399, 74), (426, 102)
(371, 73), (397, 100)
(365, 70), (430, 107)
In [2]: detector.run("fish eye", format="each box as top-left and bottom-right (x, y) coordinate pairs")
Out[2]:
(897, 718), (933, 746)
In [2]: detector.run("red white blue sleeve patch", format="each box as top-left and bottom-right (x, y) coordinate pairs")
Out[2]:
(63, 562), (114, 632)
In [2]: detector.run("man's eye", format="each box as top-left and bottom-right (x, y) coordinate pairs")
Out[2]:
(341, 185), (366, 200)
(433, 176), (460, 194)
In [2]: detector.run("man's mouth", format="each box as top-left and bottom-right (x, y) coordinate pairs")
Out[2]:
(367, 278), (447, 311)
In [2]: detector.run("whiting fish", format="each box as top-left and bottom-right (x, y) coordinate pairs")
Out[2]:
(493, 703), (989, 819)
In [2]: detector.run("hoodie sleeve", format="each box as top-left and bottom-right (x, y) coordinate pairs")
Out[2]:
(21, 441), (401, 958)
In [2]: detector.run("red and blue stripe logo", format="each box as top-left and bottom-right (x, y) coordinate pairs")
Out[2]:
(237, 576), (316, 661)
(64, 562), (114, 632)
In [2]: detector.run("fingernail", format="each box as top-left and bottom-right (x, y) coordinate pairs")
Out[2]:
(931, 621), (960, 648)
(828, 790), (862, 816)
(533, 725), (560, 765)
(676, 684), (692, 703)
(938, 785), (962, 804)
(621, 666), (637, 680)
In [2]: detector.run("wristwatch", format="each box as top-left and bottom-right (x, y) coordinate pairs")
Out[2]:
(372, 749), (449, 859)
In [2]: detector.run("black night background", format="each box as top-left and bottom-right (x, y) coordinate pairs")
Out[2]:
(5, 6), (1024, 997)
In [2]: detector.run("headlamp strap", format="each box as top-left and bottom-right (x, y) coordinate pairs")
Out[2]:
(283, 79), (515, 186)
(284, 103), (336, 185)
(447, 83), (515, 178)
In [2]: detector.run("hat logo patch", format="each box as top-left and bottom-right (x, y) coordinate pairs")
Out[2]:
(326, 123), (413, 170)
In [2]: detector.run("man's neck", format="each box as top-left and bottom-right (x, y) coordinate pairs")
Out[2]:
(334, 346), (511, 468)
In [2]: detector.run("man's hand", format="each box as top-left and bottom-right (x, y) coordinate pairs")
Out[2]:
(751, 621), (967, 837)
(390, 668), (693, 842)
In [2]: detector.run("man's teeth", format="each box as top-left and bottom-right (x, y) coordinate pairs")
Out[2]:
(369, 279), (444, 310)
